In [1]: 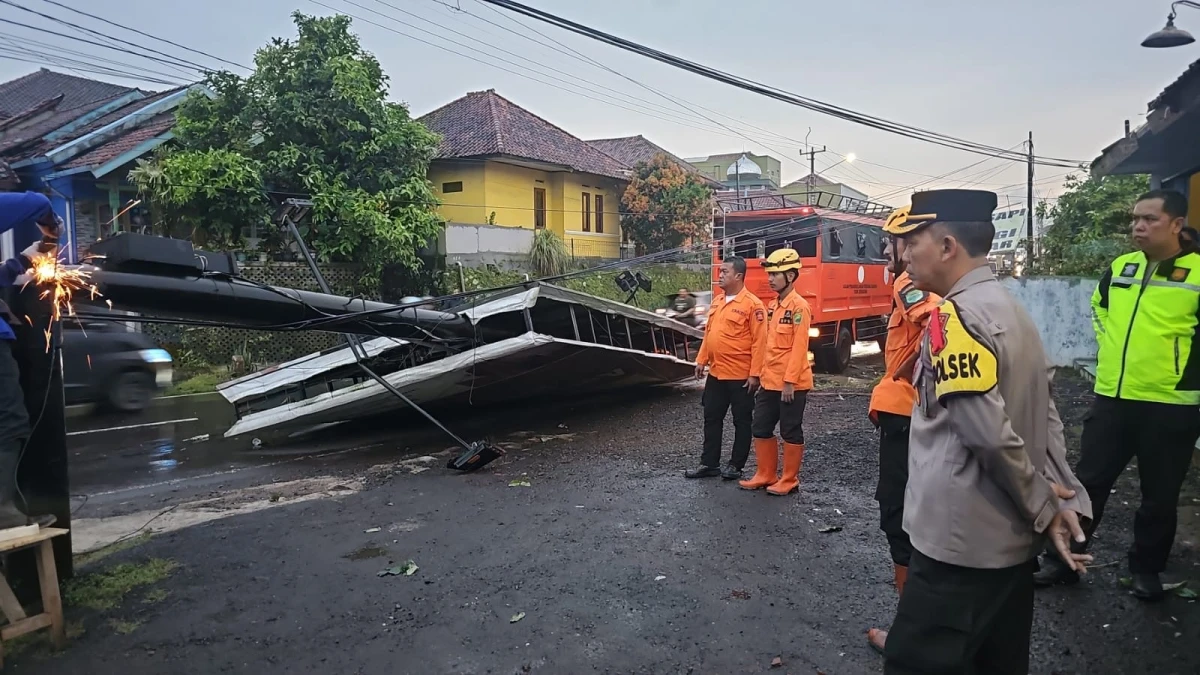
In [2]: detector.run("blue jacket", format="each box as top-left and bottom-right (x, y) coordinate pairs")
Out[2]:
(0, 191), (56, 341)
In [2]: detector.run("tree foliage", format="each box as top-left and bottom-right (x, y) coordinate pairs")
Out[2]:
(621, 154), (713, 254)
(129, 12), (442, 289)
(1030, 172), (1150, 277)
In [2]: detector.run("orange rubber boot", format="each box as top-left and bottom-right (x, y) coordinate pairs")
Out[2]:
(766, 442), (805, 495)
(738, 438), (779, 490)
(867, 564), (908, 654)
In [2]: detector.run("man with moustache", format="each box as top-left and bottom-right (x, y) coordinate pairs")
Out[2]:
(881, 189), (1092, 674)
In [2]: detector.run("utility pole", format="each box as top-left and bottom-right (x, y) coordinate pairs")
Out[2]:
(1026, 131), (1035, 265)
(805, 145), (827, 206)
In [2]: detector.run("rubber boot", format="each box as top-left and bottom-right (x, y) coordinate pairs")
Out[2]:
(0, 446), (55, 529)
(766, 442), (804, 495)
(738, 438), (779, 490)
(867, 564), (907, 654)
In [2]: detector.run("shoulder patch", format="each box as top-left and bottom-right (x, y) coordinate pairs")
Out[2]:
(899, 284), (929, 310)
(928, 301), (998, 402)
(1120, 261), (1140, 278)
(754, 308), (765, 322)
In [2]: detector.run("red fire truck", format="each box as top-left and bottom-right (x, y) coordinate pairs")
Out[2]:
(713, 196), (894, 373)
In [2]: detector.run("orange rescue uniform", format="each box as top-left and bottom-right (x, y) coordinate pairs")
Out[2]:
(696, 290), (767, 380)
(760, 289), (814, 392)
(869, 271), (940, 419)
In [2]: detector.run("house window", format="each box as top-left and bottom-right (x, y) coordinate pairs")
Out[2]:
(595, 194), (604, 233)
(582, 192), (591, 232)
(442, 181), (463, 193)
(534, 188), (546, 229)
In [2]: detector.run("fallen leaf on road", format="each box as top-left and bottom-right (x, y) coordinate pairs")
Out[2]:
(1177, 588), (1198, 599)
(377, 560), (419, 577)
(364, 527), (382, 533)
(818, 526), (842, 533)
(510, 612), (526, 623)
(729, 589), (751, 600)
(509, 479), (532, 487)
(770, 656), (783, 667)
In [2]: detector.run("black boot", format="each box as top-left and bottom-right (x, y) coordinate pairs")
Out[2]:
(684, 465), (721, 479)
(1033, 554), (1080, 587)
(0, 448), (55, 529)
(1131, 573), (1165, 601)
(719, 463), (743, 480)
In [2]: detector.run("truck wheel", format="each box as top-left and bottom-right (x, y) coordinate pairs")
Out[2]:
(106, 370), (154, 413)
(816, 326), (854, 374)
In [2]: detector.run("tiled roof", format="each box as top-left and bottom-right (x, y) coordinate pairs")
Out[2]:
(61, 112), (175, 171)
(586, 135), (722, 187)
(1, 86), (181, 163)
(0, 69), (133, 119)
(1149, 57), (1200, 111)
(419, 89), (629, 180)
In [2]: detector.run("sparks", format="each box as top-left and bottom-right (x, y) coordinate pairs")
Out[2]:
(26, 253), (102, 347)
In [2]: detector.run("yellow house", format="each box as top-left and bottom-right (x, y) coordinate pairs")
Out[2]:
(419, 89), (628, 262)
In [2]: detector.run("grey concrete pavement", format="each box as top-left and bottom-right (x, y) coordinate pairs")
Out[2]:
(16, 369), (1200, 674)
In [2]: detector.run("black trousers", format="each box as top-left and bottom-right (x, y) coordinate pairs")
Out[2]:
(884, 550), (1035, 675)
(1047, 395), (1200, 574)
(700, 375), (754, 469)
(875, 411), (913, 567)
(0, 341), (29, 446)
(751, 389), (806, 445)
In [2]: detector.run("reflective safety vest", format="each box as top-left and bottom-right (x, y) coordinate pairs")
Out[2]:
(1092, 250), (1200, 405)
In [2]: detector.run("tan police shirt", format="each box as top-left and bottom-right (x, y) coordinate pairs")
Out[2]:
(905, 266), (1093, 569)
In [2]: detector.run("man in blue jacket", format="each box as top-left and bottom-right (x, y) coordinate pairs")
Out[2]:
(0, 191), (65, 529)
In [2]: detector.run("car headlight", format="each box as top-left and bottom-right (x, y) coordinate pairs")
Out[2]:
(139, 348), (173, 364)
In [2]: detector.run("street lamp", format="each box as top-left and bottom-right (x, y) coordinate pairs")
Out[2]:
(1143, 2), (1200, 48)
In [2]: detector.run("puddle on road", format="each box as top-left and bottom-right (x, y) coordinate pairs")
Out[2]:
(344, 546), (389, 561)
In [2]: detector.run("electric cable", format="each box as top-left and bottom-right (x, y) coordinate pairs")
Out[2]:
(474, 0), (1086, 168)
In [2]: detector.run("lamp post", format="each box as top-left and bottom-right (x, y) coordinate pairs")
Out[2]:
(1143, 1), (1200, 47)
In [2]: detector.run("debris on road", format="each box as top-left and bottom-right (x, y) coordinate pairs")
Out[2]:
(378, 560), (419, 577)
(183, 433), (210, 443)
(654, 575), (666, 581)
(509, 478), (532, 487)
(364, 527), (382, 533)
(818, 525), (842, 533)
(510, 612), (526, 623)
(770, 656), (783, 668)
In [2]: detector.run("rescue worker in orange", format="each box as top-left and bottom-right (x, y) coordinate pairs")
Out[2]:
(686, 256), (767, 479)
(739, 248), (813, 496)
(866, 206), (941, 654)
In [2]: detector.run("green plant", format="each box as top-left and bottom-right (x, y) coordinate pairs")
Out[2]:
(1030, 173), (1149, 277)
(129, 12), (442, 292)
(622, 153), (713, 255)
(529, 229), (570, 277)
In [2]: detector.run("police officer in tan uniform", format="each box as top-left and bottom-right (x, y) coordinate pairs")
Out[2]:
(882, 189), (1093, 674)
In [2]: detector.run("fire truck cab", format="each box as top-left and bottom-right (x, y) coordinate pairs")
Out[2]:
(713, 199), (893, 373)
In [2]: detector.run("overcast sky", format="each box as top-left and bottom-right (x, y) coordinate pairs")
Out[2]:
(0, 0), (1190, 204)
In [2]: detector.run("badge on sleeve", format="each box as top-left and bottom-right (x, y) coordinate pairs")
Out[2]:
(899, 283), (928, 310)
(929, 301), (998, 402)
(754, 308), (765, 322)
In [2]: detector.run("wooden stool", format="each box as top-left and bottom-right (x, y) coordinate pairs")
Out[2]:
(0, 527), (68, 667)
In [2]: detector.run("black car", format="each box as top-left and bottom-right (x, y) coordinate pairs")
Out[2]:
(61, 315), (173, 413)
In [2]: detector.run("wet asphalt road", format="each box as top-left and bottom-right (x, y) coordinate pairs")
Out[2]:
(33, 367), (1200, 674)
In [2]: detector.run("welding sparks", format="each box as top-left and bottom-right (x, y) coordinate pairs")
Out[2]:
(26, 253), (102, 349)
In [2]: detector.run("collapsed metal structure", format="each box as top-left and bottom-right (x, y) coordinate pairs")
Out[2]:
(73, 233), (703, 447)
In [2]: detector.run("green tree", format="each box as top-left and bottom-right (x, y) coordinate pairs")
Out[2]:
(130, 12), (442, 290)
(621, 154), (713, 254)
(1031, 172), (1150, 277)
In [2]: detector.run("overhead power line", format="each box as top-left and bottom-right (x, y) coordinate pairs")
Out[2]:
(0, 29), (190, 84)
(0, 0), (212, 74)
(474, 0), (1086, 169)
(36, 0), (250, 71)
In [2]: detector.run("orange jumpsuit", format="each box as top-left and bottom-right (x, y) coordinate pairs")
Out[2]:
(752, 289), (812, 443)
(694, 290), (767, 469)
(869, 271), (939, 568)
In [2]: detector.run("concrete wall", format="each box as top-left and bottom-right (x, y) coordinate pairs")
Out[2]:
(441, 223), (533, 268)
(1000, 275), (1099, 368)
